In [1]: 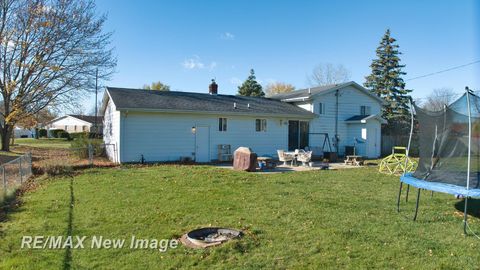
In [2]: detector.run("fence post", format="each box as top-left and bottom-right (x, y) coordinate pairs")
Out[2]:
(3, 166), (6, 198)
(19, 156), (23, 184)
(29, 152), (32, 176)
(88, 143), (93, 166)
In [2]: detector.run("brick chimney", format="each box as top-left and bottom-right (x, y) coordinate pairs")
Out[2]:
(209, 79), (218, 95)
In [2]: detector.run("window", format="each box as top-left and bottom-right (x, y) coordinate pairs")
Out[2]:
(255, 119), (267, 132)
(360, 106), (371, 115)
(218, 118), (227, 131)
(83, 126), (87, 132)
(74, 125), (77, 131)
(361, 128), (367, 140)
(318, 103), (325, 115)
(64, 125), (68, 131)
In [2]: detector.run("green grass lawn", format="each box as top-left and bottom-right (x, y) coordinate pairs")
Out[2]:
(14, 138), (72, 149)
(1, 166), (480, 269)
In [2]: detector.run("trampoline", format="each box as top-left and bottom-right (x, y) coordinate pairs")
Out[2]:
(398, 87), (480, 234)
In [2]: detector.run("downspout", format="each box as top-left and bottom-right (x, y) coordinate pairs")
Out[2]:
(335, 89), (339, 154)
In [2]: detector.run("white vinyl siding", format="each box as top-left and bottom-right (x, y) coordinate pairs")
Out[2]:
(103, 98), (121, 163)
(119, 112), (294, 163)
(301, 85), (382, 157)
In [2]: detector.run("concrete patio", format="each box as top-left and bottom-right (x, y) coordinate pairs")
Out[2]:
(216, 161), (369, 174)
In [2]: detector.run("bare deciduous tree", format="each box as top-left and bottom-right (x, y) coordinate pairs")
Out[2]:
(422, 88), (458, 111)
(0, 0), (116, 150)
(307, 63), (351, 86)
(265, 82), (295, 96)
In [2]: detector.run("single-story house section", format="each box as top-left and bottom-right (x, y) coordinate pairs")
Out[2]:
(101, 81), (386, 163)
(45, 114), (103, 135)
(101, 84), (315, 163)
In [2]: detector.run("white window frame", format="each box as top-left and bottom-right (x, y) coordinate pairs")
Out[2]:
(255, 119), (267, 132)
(318, 103), (325, 115)
(360, 106), (371, 116)
(218, 118), (227, 132)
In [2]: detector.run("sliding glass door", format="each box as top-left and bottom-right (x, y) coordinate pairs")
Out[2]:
(288, 120), (309, 151)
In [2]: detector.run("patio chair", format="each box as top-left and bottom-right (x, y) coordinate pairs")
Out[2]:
(277, 150), (294, 166)
(297, 151), (313, 167)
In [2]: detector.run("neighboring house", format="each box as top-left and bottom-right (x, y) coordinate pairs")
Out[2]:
(45, 115), (103, 135)
(14, 126), (35, 138)
(102, 81), (386, 164)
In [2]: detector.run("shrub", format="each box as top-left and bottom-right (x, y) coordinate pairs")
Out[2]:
(49, 129), (64, 138)
(38, 129), (47, 138)
(58, 131), (70, 139)
(69, 132), (88, 140)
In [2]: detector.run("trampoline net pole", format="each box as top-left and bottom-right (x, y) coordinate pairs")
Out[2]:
(404, 98), (415, 175)
(464, 87), (472, 233)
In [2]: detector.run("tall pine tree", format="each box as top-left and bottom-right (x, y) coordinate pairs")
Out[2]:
(364, 29), (412, 131)
(238, 69), (265, 97)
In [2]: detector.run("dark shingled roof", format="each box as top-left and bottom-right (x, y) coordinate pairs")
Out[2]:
(345, 115), (371, 121)
(106, 87), (315, 118)
(68, 115), (103, 124)
(269, 81), (385, 105)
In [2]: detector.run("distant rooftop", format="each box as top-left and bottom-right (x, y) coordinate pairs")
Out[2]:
(68, 115), (103, 124)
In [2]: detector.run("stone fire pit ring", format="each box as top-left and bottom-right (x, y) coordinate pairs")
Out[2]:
(180, 227), (243, 248)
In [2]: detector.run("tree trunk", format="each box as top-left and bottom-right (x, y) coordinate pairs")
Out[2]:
(1, 124), (13, 151)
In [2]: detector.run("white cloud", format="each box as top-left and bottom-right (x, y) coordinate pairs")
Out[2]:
(221, 32), (235, 40)
(182, 56), (204, 69)
(182, 56), (217, 71)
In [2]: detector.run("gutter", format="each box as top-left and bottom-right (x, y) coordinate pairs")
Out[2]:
(280, 96), (312, 102)
(115, 107), (317, 119)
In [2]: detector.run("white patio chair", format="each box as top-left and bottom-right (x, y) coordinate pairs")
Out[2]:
(297, 151), (313, 167)
(277, 150), (294, 166)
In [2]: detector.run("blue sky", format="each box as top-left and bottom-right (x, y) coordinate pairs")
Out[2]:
(83, 0), (479, 113)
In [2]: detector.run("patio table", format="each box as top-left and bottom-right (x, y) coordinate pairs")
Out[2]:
(257, 156), (276, 169)
(284, 151), (299, 166)
(344, 155), (364, 166)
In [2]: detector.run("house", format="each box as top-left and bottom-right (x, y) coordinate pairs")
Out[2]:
(45, 114), (103, 135)
(14, 126), (35, 138)
(101, 81), (385, 163)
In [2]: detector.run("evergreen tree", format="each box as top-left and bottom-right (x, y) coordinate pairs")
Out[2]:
(364, 29), (412, 129)
(238, 69), (265, 97)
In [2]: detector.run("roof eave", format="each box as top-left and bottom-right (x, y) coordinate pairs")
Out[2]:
(280, 96), (312, 102)
(116, 107), (316, 119)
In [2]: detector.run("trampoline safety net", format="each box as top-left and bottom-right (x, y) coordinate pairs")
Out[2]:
(413, 92), (480, 188)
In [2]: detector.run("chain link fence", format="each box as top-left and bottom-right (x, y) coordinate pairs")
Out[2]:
(35, 143), (117, 176)
(0, 153), (32, 204)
